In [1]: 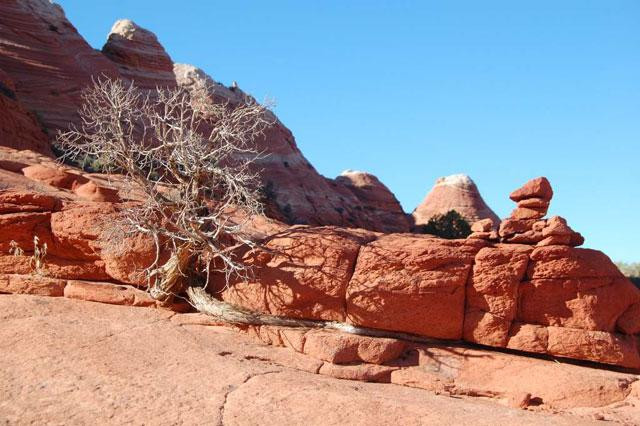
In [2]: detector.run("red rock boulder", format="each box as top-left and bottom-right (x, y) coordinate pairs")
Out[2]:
(221, 227), (376, 321)
(346, 234), (485, 339)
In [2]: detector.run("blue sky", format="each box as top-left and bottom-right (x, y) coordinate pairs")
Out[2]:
(57, 1), (639, 261)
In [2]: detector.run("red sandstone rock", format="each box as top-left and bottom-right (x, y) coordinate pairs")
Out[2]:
(542, 216), (573, 237)
(0, 190), (57, 213)
(49, 205), (109, 260)
(467, 231), (493, 240)
(518, 277), (640, 332)
(527, 246), (624, 280)
(520, 246), (640, 333)
(0, 212), (52, 253)
(617, 302), (640, 335)
(0, 0), (118, 134)
(546, 326), (640, 369)
(507, 323), (549, 354)
(346, 234), (485, 339)
(221, 227), (373, 321)
(471, 218), (494, 232)
(536, 235), (571, 247)
(317, 362), (397, 383)
(510, 177), (553, 202)
(303, 330), (406, 365)
(99, 231), (160, 286)
(0, 274), (65, 296)
(334, 170), (410, 233)
(463, 244), (532, 346)
(102, 20), (176, 89)
(517, 198), (550, 211)
(5, 294), (636, 425)
(499, 218), (538, 238)
(21, 165), (87, 190)
(64, 280), (155, 307)
(72, 180), (121, 203)
(511, 206), (546, 220)
(412, 174), (499, 227)
(0, 69), (51, 155)
(0, 255), (109, 281)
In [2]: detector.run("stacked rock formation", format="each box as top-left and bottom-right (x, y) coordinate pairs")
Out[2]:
(469, 177), (584, 247)
(412, 174), (500, 228)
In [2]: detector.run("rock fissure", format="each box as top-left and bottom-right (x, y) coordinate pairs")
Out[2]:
(218, 370), (282, 426)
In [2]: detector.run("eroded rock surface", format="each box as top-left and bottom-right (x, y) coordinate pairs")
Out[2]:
(2, 294), (637, 425)
(1, 151), (638, 370)
(0, 0), (118, 133)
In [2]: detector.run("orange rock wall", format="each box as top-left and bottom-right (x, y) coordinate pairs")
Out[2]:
(217, 226), (640, 369)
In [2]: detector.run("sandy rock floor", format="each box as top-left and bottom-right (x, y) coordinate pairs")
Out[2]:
(0, 294), (609, 425)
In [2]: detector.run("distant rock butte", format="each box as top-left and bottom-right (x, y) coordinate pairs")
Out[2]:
(102, 19), (176, 89)
(412, 174), (500, 228)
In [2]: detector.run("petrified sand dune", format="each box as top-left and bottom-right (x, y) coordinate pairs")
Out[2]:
(412, 174), (500, 227)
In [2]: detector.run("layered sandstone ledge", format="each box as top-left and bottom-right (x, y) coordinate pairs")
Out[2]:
(1, 146), (638, 370)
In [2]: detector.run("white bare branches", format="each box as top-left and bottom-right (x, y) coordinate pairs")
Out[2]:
(57, 77), (274, 300)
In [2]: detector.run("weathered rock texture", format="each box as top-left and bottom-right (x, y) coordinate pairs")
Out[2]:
(412, 174), (500, 228)
(0, 69), (51, 155)
(0, 0), (118, 133)
(1, 154), (638, 369)
(5, 294), (633, 425)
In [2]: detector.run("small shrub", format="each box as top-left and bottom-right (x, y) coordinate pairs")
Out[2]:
(420, 210), (472, 239)
(9, 240), (24, 256)
(30, 236), (47, 275)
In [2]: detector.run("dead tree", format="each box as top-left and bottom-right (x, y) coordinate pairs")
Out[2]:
(57, 77), (272, 304)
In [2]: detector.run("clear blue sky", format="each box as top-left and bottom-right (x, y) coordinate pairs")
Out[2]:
(58, 0), (639, 262)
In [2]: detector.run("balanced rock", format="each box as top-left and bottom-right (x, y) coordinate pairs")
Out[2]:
(510, 177), (553, 202)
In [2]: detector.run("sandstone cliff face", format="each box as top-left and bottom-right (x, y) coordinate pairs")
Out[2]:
(0, 0), (118, 134)
(0, 69), (51, 155)
(412, 174), (500, 228)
